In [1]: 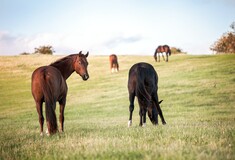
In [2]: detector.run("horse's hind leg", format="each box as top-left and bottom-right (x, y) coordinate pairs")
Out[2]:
(139, 109), (143, 126)
(117, 63), (119, 72)
(36, 101), (44, 136)
(166, 53), (169, 62)
(59, 98), (66, 132)
(128, 92), (135, 127)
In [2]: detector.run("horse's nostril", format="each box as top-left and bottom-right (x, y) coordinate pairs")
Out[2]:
(83, 74), (89, 80)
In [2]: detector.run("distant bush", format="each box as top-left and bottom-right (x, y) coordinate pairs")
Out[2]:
(34, 45), (55, 55)
(20, 52), (31, 55)
(170, 47), (185, 54)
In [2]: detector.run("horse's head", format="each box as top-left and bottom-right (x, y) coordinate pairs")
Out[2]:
(148, 100), (163, 125)
(74, 51), (89, 81)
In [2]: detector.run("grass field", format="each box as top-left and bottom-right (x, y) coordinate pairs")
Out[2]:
(0, 54), (234, 160)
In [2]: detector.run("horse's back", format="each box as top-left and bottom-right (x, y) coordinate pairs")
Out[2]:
(31, 66), (67, 102)
(109, 54), (118, 63)
(129, 63), (157, 78)
(156, 45), (170, 52)
(163, 45), (169, 49)
(128, 63), (158, 92)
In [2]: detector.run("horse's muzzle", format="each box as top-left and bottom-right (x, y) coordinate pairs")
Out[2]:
(82, 74), (89, 81)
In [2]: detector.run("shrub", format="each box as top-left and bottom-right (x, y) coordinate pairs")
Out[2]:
(34, 45), (55, 55)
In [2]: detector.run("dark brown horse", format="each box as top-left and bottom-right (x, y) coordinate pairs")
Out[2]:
(109, 54), (119, 73)
(154, 45), (171, 62)
(127, 62), (166, 127)
(31, 51), (89, 136)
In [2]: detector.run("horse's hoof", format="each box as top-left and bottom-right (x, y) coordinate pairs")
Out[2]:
(59, 130), (64, 133)
(46, 129), (50, 136)
(142, 123), (146, 127)
(40, 132), (43, 136)
(128, 120), (132, 127)
(163, 122), (167, 125)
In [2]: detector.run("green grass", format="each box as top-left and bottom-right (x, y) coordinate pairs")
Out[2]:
(0, 54), (234, 160)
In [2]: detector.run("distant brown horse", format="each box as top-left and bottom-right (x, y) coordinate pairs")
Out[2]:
(127, 62), (166, 127)
(31, 51), (89, 136)
(109, 54), (119, 73)
(154, 45), (171, 62)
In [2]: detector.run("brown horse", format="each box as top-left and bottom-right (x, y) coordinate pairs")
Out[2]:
(154, 45), (171, 62)
(31, 51), (89, 136)
(127, 62), (166, 127)
(109, 54), (119, 72)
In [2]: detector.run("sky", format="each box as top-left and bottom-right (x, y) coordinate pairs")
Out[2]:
(0, 0), (235, 55)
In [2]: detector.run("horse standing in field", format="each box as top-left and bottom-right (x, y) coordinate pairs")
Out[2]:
(154, 45), (171, 62)
(109, 54), (119, 73)
(127, 62), (166, 127)
(31, 51), (89, 136)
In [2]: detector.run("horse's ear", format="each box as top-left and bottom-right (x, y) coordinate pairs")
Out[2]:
(159, 100), (163, 104)
(78, 51), (82, 56)
(85, 52), (89, 57)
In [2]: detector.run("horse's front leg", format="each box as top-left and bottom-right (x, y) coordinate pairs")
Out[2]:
(59, 98), (66, 132)
(158, 53), (160, 62)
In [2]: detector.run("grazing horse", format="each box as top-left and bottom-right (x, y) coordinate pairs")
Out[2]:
(109, 54), (119, 73)
(127, 62), (166, 127)
(154, 45), (171, 62)
(31, 51), (89, 136)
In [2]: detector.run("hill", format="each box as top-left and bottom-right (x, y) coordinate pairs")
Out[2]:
(0, 54), (234, 159)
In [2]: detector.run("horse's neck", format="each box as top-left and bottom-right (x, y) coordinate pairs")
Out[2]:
(51, 60), (74, 80)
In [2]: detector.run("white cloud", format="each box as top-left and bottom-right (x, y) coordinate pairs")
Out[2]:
(0, 30), (147, 55)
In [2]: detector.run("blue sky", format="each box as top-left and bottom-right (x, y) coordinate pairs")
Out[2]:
(0, 0), (235, 55)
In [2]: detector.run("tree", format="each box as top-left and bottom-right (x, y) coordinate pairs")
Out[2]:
(210, 22), (235, 54)
(34, 45), (55, 55)
(230, 22), (235, 32)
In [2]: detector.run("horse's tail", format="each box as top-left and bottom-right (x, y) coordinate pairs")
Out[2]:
(117, 62), (119, 71)
(154, 49), (157, 61)
(136, 67), (151, 106)
(41, 74), (58, 135)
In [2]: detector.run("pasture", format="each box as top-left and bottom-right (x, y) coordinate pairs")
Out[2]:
(0, 54), (234, 160)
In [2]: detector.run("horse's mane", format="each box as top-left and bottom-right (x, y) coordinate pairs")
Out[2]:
(50, 54), (77, 68)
